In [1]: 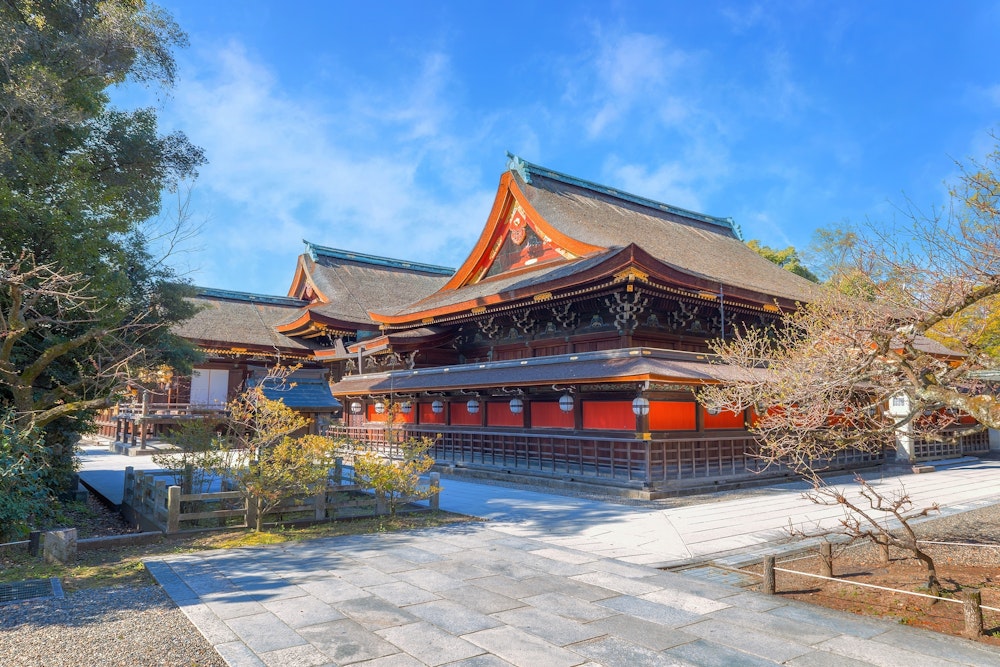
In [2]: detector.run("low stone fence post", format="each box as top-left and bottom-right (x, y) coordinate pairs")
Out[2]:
(313, 486), (327, 520)
(246, 495), (257, 530)
(123, 466), (135, 507)
(43, 528), (77, 564)
(963, 588), (984, 638)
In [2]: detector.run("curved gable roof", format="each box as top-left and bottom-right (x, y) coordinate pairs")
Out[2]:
(370, 156), (821, 325)
(286, 242), (454, 327)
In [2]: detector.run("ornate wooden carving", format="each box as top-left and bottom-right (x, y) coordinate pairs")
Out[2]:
(604, 290), (649, 334)
(551, 302), (578, 329)
(478, 317), (502, 339)
(511, 310), (537, 335)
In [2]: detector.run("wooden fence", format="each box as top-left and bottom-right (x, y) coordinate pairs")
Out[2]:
(121, 466), (440, 535)
(330, 425), (885, 490)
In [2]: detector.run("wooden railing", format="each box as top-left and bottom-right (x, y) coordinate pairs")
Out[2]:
(912, 428), (991, 461)
(102, 398), (228, 447)
(329, 424), (885, 489)
(121, 465), (440, 534)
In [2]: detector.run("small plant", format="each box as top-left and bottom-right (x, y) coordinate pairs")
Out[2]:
(792, 473), (943, 595)
(353, 434), (438, 517)
(154, 418), (227, 494)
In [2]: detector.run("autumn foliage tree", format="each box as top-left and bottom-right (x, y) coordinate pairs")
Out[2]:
(210, 379), (346, 532)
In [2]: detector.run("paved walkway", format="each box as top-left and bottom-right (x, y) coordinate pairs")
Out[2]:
(78, 442), (1000, 665)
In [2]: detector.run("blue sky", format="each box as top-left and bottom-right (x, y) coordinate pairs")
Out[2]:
(123, 1), (1000, 296)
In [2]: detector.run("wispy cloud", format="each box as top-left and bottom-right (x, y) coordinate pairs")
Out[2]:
(162, 42), (493, 293)
(571, 30), (692, 139)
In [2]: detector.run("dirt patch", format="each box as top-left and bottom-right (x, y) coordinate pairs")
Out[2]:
(744, 503), (1000, 646)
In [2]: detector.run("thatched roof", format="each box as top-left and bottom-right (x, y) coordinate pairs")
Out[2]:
(175, 289), (319, 352)
(374, 156), (821, 322)
(295, 242), (453, 325)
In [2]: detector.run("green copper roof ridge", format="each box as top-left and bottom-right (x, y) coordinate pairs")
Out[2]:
(303, 240), (455, 276)
(195, 287), (308, 307)
(505, 152), (739, 236)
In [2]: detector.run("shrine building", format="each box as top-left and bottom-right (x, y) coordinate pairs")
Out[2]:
(158, 155), (989, 494)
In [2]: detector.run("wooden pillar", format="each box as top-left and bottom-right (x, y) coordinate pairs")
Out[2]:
(166, 486), (180, 533)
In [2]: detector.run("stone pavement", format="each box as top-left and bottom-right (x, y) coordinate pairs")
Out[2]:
(77, 440), (167, 505)
(435, 458), (1000, 569)
(146, 524), (1000, 667)
(104, 446), (1000, 666)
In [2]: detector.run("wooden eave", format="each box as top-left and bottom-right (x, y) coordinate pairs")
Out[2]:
(187, 338), (315, 359)
(372, 244), (802, 329)
(275, 307), (364, 338)
(328, 348), (737, 396)
(345, 328), (455, 355)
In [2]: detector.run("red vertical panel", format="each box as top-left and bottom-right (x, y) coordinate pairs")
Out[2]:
(487, 402), (524, 427)
(450, 402), (481, 426)
(702, 407), (745, 430)
(418, 402), (445, 424)
(366, 405), (387, 422)
(530, 402), (575, 429)
(648, 401), (696, 431)
(582, 401), (635, 430)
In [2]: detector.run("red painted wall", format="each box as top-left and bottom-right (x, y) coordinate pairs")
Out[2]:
(649, 401), (696, 431)
(582, 401), (635, 430)
(487, 402), (524, 427)
(418, 402), (445, 424)
(450, 402), (482, 426)
(530, 401), (575, 429)
(702, 407), (745, 430)
(366, 404), (414, 423)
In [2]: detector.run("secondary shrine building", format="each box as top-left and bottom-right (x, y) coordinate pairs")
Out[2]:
(167, 155), (988, 494)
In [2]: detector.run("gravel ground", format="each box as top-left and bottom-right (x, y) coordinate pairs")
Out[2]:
(0, 586), (225, 667)
(2, 477), (998, 666)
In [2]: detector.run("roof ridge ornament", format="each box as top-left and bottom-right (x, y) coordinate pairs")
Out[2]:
(506, 152), (532, 184)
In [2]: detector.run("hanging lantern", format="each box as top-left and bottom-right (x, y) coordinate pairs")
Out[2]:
(374, 401), (386, 414)
(706, 406), (721, 416)
(632, 396), (650, 416)
(431, 400), (444, 414)
(558, 393), (574, 412)
(509, 397), (524, 414)
(400, 401), (412, 414)
(466, 399), (480, 414)
(350, 401), (362, 414)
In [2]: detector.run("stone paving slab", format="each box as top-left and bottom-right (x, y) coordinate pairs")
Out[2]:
(147, 523), (1000, 667)
(147, 524), (1000, 667)
(99, 448), (1000, 667)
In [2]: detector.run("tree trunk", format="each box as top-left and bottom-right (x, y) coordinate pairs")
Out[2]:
(913, 548), (940, 595)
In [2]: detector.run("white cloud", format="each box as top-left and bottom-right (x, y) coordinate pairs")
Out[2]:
(603, 160), (703, 213)
(162, 42), (493, 293)
(575, 30), (693, 139)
